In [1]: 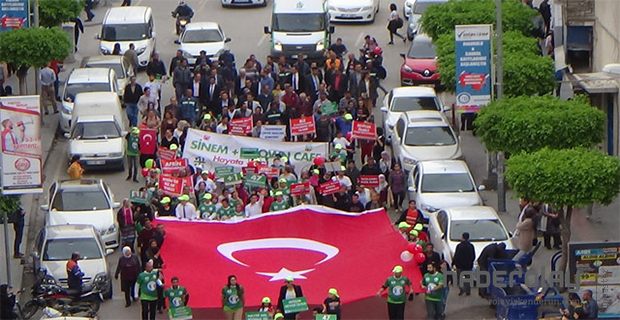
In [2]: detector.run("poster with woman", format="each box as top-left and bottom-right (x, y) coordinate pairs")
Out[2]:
(0, 95), (42, 194)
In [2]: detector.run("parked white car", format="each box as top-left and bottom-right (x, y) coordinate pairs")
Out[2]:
(221, 0), (267, 7)
(408, 160), (485, 217)
(32, 224), (114, 299)
(427, 206), (514, 267)
(381, 86), (446, 144)
(80, 55), (134, 98)
(175, 22), (231, 65)
(41, 179), (120, 249)
(327, 0), (379, 23)
(392, 110), (462, 172)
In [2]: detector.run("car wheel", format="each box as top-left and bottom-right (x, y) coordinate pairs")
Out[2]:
(104, 281), (113, 300)
(118, 161), (125, 172)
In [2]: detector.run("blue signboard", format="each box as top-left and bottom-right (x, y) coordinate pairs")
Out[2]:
(0, 0), (30, 32)
(455, 24), (493, 113)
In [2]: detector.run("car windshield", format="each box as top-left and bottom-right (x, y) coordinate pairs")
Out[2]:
(273, 13), (325, 32)
(404, 126), (455, 146)
(450, 219), (508, 241)
(101, 24), (148, 41)
(71, 121), (121, 140)
(413, 1), (440, 14)
(51, 188), (110, 211)
(391, 96), (440, 112)
(407, 39), (437, 59)
(85, 63), (125, 79)
(43, 238), (102, 261)
(182, 29), (223, 43)
(421, 173), (475, 193)
(64, 83), (111, 101)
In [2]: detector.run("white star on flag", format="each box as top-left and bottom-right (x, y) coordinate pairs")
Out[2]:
(256, 267), (315, 282)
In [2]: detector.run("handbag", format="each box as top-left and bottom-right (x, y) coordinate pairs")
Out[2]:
(396, 16), (404, 29)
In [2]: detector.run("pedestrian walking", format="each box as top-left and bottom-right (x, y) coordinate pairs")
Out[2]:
(387, 3), (405, 44)
(67, 155), (84, 180)
(277, 277), (304, 320)
(422, 262), (445, 320)
(165, 276), (189, 311)
(0, 285), (18, 320)
(539, 203), (561, 249)
(513, 207), (537, 262)
(137, 260), (162, 320)
(582, 289), (598, 319)
(124, 43), (139, 73)
(322, 288), (342, 319)
(115, 246), (141, 307)
(40, 64), (58, 114)
(173, 59), (192, 101)
(72, 18), (84, 51)
(388, 163), (406, 211)
(125, 127), (140, 182)
(376, 265), (413, 320)
(222, 275), (244, 320)
(8, 207), (25, 258)
(121, 0), (131, 6)
(124, 76), (143, 127)
(117, 199), (136, 249)
(84, 0), (95, 21)
(452, 232), (475, 296)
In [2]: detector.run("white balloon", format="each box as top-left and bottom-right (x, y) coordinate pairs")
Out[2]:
(400, 250), (413, 262)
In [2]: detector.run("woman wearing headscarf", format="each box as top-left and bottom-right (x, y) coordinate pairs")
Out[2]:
(117, 199), (136, 250)
(378, 151), (392, 178)
(375, 174), (389, 206)
(115, 246), (141, 307)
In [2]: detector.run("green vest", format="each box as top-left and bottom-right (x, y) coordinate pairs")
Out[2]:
(222, 286), (243, 310)
(384, 276), (411, 304)
(199, 203), (216, 218)
(217, 206), (236, 219)
(165, 286), (187, 308)
(127, 134), (139, 156)
(270, 200), (289, 212)
(423, 272), (444, 302)
(137, 270), (159, 301)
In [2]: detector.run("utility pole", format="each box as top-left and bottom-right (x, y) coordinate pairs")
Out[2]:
(495, 0), (506, 212)
(3, 214), (11, 286)
(33, 0), (40, 95)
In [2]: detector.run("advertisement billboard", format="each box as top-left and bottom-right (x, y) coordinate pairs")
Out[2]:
(455, 24), (493, 113)
(0, 0), (30, 32)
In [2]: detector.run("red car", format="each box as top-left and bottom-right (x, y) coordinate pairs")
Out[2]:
(400, 35), (441, 87)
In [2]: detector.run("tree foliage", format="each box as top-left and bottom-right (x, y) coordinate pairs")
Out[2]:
(0, 195), (21, 220)
(475, 96), (605, 154)
(39, 0), (84, 27)
(0, 27), (71, 69)
(435, 34), (456, 92)
(420, 0), (537, 40)
(506, 148), (620, 207)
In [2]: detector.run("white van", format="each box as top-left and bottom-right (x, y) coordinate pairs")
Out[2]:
(60, 68), (118, 133)
(66, 92), (126, 171)
(264, 0), (334, 62)
(98, 6), (156, 68)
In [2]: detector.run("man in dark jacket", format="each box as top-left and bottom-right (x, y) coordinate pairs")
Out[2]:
(277, 278), (304, 320)
(146, 53), (166, 80)
(477, 242), (507, 298)
(123, 76), (143, 127)
(452, 232), (475, 296)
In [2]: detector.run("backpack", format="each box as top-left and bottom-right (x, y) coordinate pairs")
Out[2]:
(395, 16), (404, 29)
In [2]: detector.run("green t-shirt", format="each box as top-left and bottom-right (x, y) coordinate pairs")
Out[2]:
(199, 202), (216, 218)
(217, 206), (236, 219)
(127, 134), (139, 156)
(221, 285), (243, 310)
(270, 200), (289, 212)
(422, 272), (444, 302)
(229, 198), (241, 209)
(137, 270), (159, 301)
(165, 286), (187, 309)
(383, 276), (411, 304)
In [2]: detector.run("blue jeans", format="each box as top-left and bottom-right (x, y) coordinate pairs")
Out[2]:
(126, 103), (138, 127)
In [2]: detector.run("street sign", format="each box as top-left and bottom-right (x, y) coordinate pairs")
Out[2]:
(244, 174), (267, 188)
(221, 172), (244, 185)
(240, 148), (260, 160)
(0, 0), (29, 32)
(455, 24), (493, 113)
(282, 297), (309, 314)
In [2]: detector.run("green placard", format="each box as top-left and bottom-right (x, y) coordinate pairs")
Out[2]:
(215, 166), (234, 176)
(315, 315), (337, 320)
(245, 311), (271, 320)
(129, 190), (148, 204)
(244, 174), (267, 187)
(221, 172), (244, 185)
(240, 148), (260, 159)
(283, 297), (309, 314)
(321, 102), (338, 115)
(168, 306), (192, 319)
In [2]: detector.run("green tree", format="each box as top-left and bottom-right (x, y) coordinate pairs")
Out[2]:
(39, 0), (84, 27)
(0, 27), (71, 94)
(506, 148), (620, 273)
(475, 96), (605, 154)
(420, 0), (537, 40)
(0, 195), (21, 222)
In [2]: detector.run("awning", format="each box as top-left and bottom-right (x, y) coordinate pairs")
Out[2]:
(571, 72), (619, 94)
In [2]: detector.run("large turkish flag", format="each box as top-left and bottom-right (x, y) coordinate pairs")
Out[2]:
(156, 206), (423, 309)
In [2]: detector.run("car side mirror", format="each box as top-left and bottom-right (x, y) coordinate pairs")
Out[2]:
(225, 37), (231, 43)
(442, 104), (452, 112)
(105, 249), (114, 255)
(95, 34), (100, 40)
(151, 31), (156, 38)
(400, 53), (406, 59)
(63, 133), (70, 139)
(40, 204), (49, 211)
(329, 26), (335, 34)
(113, 202), (121, 208)
(263, 26), (270, 34)
(508, 232), (513, 237)
(441, 233), (445, 240)
(121, 131), (128, 136)
(408, 186), (416, 192)
(31, 252), (40, 259)
(174, 39), (181, 45)
(380, 106), (388, 112)
(478, 185), (486, 191)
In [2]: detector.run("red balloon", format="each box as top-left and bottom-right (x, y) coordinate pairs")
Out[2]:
(413, 244), (423, 254)
(414, 252), (426, 264)
(313, 156), (326, 166)
(141, 168), (149, 177)
(406, 243), (417, 254)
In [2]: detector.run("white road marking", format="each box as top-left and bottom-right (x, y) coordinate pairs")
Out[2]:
(354, 32), (365, 47)
(257, 34), (269, 47)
